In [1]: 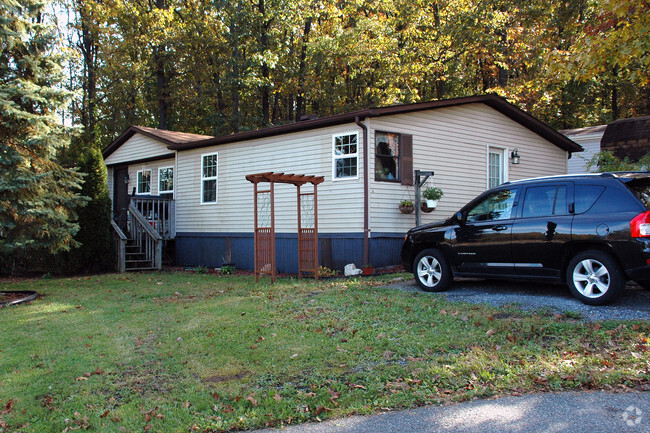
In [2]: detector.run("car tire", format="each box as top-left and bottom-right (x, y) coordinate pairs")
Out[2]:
(413, 248), (452, 292)
(566, 250), (624, 305)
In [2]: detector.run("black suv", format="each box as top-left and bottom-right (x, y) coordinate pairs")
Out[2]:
(400, 172), (650, 305)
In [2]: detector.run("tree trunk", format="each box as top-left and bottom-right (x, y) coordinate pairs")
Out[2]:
(155, 0), (169, 130)
(258, 0), (270, 126)
(295, 18), (311, 121)
(77, 1), (98, 144)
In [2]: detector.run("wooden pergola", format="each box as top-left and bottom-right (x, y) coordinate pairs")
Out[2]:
(245, 172), (324, 282)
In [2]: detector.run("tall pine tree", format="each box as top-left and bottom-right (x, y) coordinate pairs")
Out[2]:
(0, 0), (85, 267)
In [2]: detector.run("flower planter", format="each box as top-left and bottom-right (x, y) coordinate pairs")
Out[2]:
(399, 205), (414, 214)
(421, 203), (434, 213)
(362, 266), (373, 276)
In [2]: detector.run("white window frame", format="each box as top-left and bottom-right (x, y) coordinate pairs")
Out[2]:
(201, 152), (218, 205)
(136, 169), (152, 195)
(486, 146), (508, 189)
(158, 166), (174, 193)
(332, 132), (359, 181)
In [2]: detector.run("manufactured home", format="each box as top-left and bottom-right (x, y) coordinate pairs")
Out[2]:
(103, 95), (582, 273)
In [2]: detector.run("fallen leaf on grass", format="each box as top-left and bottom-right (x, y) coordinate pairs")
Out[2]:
(273, 393), (282, 402)
(246, 394), (258, 406)
(486, 329), (495, 336)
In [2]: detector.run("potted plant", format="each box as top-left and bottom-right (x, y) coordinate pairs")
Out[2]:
(362, 264), (373, 276)
(422, 186), (443, 209)
(399, 199), (414, 214)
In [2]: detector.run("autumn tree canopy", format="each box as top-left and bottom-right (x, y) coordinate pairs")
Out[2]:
(60, 0), (650, 142)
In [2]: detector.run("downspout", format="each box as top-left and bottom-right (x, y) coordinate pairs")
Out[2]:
(355, 115), (369, 266)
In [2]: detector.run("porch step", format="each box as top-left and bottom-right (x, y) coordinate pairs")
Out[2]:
(126, 259), (155, 266)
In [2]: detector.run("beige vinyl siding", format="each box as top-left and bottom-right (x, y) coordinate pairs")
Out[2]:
(104, 134), (171, 165)
(175, 125), (365, 234)
(126, 158), (176, 197)
(368, 103), (568, 234)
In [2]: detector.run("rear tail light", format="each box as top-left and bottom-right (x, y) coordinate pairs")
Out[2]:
(631, 211), (650, 237)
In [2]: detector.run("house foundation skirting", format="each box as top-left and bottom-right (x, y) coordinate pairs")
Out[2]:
(175, 232), (405, 274)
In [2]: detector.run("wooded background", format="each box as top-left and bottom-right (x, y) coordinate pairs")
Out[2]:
(63, 0), (649, 147)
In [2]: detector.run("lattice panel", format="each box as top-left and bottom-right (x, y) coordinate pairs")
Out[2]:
(300, 194), (315, 229)
(257, 191), (271, 228)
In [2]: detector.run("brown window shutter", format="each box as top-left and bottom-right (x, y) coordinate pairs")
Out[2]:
(401, 134), (413, 185)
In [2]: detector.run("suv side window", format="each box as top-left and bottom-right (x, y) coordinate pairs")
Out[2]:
(522, 185), (568, 218)
(575, 185), (605, 214)
(466, 189), (517, 222)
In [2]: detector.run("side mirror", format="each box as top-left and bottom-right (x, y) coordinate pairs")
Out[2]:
(455, 211), (465, 224)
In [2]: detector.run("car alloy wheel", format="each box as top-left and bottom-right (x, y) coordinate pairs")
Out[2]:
(413, 248), (451, 292)
(566, 250), (624, 305)
(417, 255), (442, 288)
(572, 258), (610, 298)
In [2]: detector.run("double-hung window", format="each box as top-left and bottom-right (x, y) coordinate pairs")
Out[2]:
(137, 169), (151, 194)
(201, 153), (218, 204)
(333, 133), (358, 180)
(159, 167), (174, 194)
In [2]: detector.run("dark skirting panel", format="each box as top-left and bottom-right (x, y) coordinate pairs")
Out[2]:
(175, 232), (404, 273)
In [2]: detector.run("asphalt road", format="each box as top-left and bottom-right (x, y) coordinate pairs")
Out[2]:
(252, 391), (649, 433)
(381, 278), (650, 321)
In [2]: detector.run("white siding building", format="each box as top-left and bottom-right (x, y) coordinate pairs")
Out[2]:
(103, 95), (582, 272)
(562, 125), (607, 174)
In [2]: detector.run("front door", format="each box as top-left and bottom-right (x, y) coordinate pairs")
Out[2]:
(452, 187), (519, 276)
(113, 166), (130, 231)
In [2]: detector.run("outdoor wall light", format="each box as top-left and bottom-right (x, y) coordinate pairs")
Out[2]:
(124, 173), (130, 184)
(511, 148), (521, 164)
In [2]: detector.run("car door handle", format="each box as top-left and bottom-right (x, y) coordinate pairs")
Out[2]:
(492, 225), (508, 231)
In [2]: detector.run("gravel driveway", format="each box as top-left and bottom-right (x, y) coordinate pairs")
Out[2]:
(382, 278), (650, 321)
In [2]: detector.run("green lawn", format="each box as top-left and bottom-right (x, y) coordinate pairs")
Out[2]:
(1, 272), (648, 432)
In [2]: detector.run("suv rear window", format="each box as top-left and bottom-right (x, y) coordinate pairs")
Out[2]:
(575, 185), (605, 214)
(626, 180), (650, 209)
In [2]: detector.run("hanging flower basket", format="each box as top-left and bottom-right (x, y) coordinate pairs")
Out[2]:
(399, 200), (415, 214)
(421, 202), (435, 213)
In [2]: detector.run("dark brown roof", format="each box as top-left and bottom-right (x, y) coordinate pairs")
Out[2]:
(601, 116), (650, 160)
(103, 95), (582, 158)
(102, 125), (213, 159)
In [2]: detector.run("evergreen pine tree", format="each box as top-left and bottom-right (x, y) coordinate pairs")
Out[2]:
(0, 0), (85, 266)
(68, 145), (113, 272)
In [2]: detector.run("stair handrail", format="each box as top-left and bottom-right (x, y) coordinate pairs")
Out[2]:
(110, 219), (128, 273)
(129, 203), (163, 241)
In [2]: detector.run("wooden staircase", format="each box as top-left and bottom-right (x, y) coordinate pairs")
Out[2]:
(111, 204), (162, 272)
